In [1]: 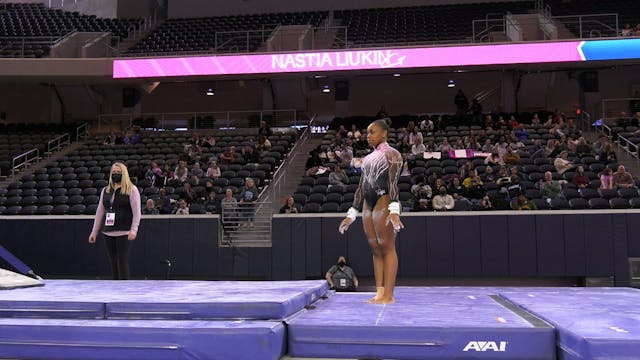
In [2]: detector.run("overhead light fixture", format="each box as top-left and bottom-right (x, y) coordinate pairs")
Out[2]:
(448, 80), (456, 88)
(314, 75), (327, 79)
(393, 73), (401, 77)
(322, 84), (331, 93)
(205, 88), (214, 96)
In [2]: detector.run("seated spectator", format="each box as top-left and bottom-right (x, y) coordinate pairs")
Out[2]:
(502, 147), (521, 165)
(485, 152), (503, 166)
(173, 160), (189, 183)
(613, 165), (636, 189)
(514, 124), (529, 141)
(306, 148), (323, 169)
(554, 151), (574, 175)
(243, 145), (260, 163)
(465, 175), (485, 200)
(412, 186), (432, 211)
(219, 146), (235, 165)
(103, 131), (118, 145)
(509, 166), (525, 182)
(603, 143), (617, 162)
(574, 137), (591, 156)
(279, 195), (300, 214)
(145, 161), (164, 187)
(182, 183), (198, 204)
(453, 138), (465, 150)
(572, 166), (590, 189)
(482, 166), (496, 182)
(142, 199), (159, 215)
(258, 120), (273, 138)
(174, 199), (190, 215)
(420, 116), (434, 133)
(531, 113), (541, 127)
(162, 163), (174, 180)
(425, 138), (437, 152)
(348, 124), (362, 140)
(600, 167), (614, 190)
(437, 138), (452, 152)
(513, 193), (537, 210)
(190, 162), (204, 178)
(592, 135), (607, 159)
(411, 133), (426, 158)
(448, 177), (465, 196)
(478, 195), (494, 210)
(397, 136), (411, 154)
(203, 135), (215, 148)
(156, 188), (173, 214)
(257, 136), (272, 154)
(326, 256), (358, 292)
(204, 190), (219, 214)
(432, 186), (455, 211)
(622, 23), (634, 36)
(539, 171), (563, 199)
(206, 160), (221, 179)
(508, 115), (519, 129)
(328, 164), (349, 189)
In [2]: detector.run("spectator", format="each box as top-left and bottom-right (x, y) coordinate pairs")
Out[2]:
(539, 171), (563, 200)
(279, 195), (299, 214)
(219, 146), (236, 165)
(465, 175), (485, 200)
(554, 151), (574, 175)
(329, 164), (349, 189)
(514, 124), (529, 141)
(411, 133), (426, 157)
(502, 147), (521, 165)
(257, 136), (272, 154)
(243, 145), (260, 163)
(156, 188), (173, 214)
(326, 256), (358, 292)
(412, 186), (432, 211)
(174, 198), (189, 215)
(509, 166), (525, 182)
(173, 160), (189, 183)
(203, 135), (215, 148)
(142, 199), (159, 215)
(592, 135), (607, 158)
(478, 194), (494, 210)
(220, 188), (238, 237)
(481, 138), (493, 153)
(572, 165), (590, 189)
(103, 131), (118, 145)
(574, 137), (591, 156)
(162, 163), (174, 181)
(437, 138), (452, 152)
(482, 166), (496, 182)
(190, 162), (204, 178)
(513, 193), (537, 210)
(432, 186), (455, 211)
(204, 190), (219, 214)
(239, 178), (259, 226)
(613, 165), (635, 189)
(145, 161), (163, 187)
(206, 160), (221, 179)
(622, 23), (634, 36)
(508, 115), (519, 129)
(182, 183), (198, 204)
(600, 167), (614, 190)
(258, 120), (273, 138)
(420, 116), (434, 133)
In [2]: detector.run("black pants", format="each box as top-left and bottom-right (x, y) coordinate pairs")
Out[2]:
(105, 235), (131, 280)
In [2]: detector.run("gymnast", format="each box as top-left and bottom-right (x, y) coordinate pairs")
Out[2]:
(339, 118), (404, 304)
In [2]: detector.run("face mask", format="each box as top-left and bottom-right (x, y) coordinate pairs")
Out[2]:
(338, 261), (346, 267)
(440, 191), (446, 195)
(111, 173), (122, 183)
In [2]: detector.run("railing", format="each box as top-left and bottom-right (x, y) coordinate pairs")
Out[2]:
(11, 148), (39, 177)
(96, 109), (304, 132)
(472, 14), (506, 43)
(76, 122), (89, 140)
(260, 115), (314, 204)
(46, 133), (70, 154)
(0, 32), (73, 58)
(220, 201), (272, 247)
(535, 0), (552, 22)
(215, 28), (276, 53)
(553, 14), (619, 39)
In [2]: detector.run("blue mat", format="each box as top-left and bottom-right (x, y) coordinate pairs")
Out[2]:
(0, 318), (284, 360)
(287, 287), (555, 359)
(500, 288), (640, 360)
(0, 280), (328, 320)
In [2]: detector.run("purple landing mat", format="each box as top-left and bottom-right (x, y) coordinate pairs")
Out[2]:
(499, 288), (640, 360)
(0, 318), (284, 360)
(0, 279), (328, 320)
(287, 287), (555, 360)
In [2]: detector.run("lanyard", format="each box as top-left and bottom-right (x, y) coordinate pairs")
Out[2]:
(109, 190), (116, 210)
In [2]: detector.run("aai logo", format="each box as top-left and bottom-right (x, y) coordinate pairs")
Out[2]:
(463, 341), (507, 352)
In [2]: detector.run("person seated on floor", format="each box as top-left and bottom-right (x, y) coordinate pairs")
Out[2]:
(325, 256), (358, 292)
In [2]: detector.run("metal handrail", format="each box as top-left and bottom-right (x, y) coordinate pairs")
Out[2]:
(11, 148), (39, 177)
(76, 122), (89, 139)
(259, 114), (315, 203)
(46, 133), (70, 154)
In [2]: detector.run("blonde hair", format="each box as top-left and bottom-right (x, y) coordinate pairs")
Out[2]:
(106, 162), (133, 195)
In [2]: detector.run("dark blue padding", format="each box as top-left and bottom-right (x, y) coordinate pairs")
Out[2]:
(500, 288), (640, 360)
(287, 287), (555, 360)
(0, 280), (328, 320)
(0, 318), (285, 360)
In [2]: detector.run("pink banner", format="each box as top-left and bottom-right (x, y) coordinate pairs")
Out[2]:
(113, 41), (584, 79)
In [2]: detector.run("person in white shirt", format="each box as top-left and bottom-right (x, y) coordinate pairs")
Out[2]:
(432, 186), (454, 211)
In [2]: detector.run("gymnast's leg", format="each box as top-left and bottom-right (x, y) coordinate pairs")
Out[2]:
(372, 195), (397, 304)
(362, 202), (384, 303)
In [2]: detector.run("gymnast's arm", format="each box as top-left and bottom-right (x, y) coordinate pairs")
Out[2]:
(386, 149), (403, 205)
(351, 174), (364, 212)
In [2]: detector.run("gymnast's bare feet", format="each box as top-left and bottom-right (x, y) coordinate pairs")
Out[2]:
(365, 287), (384, 303)
(371, 296), (395, 304)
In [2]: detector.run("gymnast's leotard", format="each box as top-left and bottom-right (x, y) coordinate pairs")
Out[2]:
(352, 141), (403, 210)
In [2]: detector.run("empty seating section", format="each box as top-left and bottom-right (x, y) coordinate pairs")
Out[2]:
(295, 115), (638, 213)
(0, 131), (295, 215)
(0, 3), (141, 58)
(334, 2), (532, 47)
(125, 11), (327, 55)
(545, 0), (640, 30)
(0, 123), (77, 177)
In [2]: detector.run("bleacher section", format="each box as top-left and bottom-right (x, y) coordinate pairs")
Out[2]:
(125, 11), (327, 56)
(295, 115), (638, 213)
(0, 130), (295, 215)
(0, 3), (141, 58)
(545, 0), (640, 29)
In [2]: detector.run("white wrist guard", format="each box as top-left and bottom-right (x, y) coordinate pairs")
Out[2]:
(346, 207), (358, 220)
(388, 202), (401, 215)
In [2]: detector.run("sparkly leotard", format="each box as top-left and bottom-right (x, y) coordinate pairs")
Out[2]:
(352, 142), (403, 210)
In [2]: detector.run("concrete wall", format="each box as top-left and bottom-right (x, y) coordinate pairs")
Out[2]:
(168, 0), (531, 18)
